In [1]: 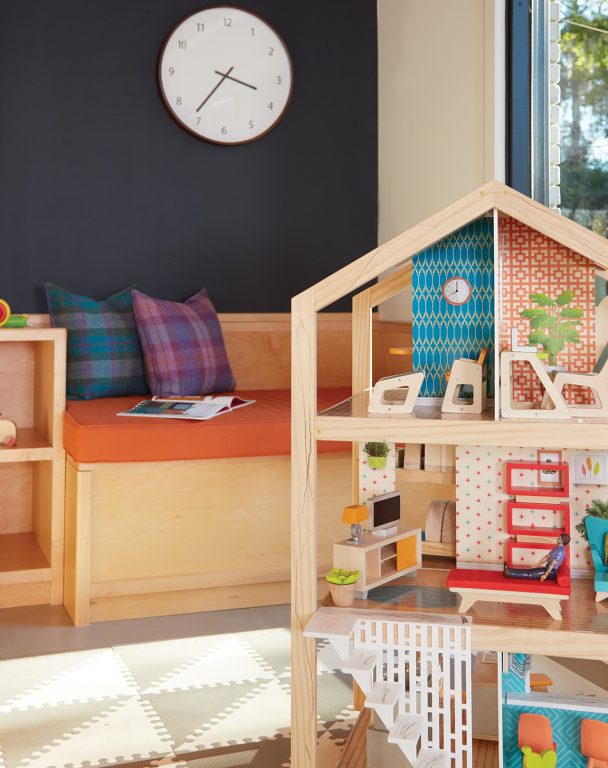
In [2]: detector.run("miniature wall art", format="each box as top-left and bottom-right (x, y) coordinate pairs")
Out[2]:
(573, 452), (608, 485)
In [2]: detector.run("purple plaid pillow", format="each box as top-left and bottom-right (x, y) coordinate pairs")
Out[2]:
(132, 289), (236, 396)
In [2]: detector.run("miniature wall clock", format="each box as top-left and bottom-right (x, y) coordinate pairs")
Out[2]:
(442, 277), (472, 306)
(158, 5), (293, 144)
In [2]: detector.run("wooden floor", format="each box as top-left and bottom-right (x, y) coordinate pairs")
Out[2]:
(322, 566), (608, 661)
(336, 710), (499, 768)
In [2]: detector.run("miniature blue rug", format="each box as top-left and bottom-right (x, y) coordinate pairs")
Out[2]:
(366, 584), (459, 608)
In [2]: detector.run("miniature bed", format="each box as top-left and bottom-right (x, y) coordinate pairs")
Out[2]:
(61, 312), (407, 625)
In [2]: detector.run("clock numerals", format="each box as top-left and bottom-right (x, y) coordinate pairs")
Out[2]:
(224, 17), (232, 27)
(196, 23), (205, 32)
(221, 126), (228, 135)
(249, 121), (254, 129)
(276, 75), (281, 84)
(168, 67), (175, 76)
(268, 102), (273, 110)
(268, 47), (274, 56)
(250, 27), (255, 36)
(177, 40), (187, 50)
(176, 97), (182, 106)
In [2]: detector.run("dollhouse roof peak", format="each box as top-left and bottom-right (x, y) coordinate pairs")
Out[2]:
(304, 180), (608, 312)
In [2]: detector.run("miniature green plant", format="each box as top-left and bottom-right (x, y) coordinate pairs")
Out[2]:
(363, 442), (390, 458)
(326, 568), (359, 585)
(520, 289), (584, 366)
(521, 746), (557, 768)
(575, 498), (608, 541)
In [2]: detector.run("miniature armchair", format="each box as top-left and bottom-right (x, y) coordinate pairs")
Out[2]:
(584, 515), (608, 603)
(441, 348), (488, 415)
(548, 345), (608, 418)
(518, 713), (557, 757)
(581, 718), (608, 768)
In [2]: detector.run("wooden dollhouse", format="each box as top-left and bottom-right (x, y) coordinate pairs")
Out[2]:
(291, 181), (608, 768)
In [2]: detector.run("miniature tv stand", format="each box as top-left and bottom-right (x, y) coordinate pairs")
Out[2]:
(333, 526), (421, 598)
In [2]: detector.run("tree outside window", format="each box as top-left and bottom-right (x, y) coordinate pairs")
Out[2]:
(559, 1), (608, 238)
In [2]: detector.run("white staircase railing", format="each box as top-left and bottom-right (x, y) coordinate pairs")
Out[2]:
(305, 608), (472, 768)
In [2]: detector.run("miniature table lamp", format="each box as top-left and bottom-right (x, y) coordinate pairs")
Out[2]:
(342, 504), (368, 545)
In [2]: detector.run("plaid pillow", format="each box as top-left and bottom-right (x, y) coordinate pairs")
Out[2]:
(45, 283), (148, 400)
(132, 288), (236, 396)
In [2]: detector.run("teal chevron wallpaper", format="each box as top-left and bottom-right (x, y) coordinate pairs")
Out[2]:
(412, 218), (495, 397)
(503, 702), (608, 767)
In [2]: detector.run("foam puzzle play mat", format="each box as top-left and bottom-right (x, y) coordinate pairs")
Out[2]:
(0, 628), (356, 768)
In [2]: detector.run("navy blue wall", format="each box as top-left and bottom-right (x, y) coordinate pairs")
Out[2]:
(0, 1), (378, 312)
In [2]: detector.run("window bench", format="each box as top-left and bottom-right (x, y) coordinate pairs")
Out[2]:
(62, 313), (409, 625)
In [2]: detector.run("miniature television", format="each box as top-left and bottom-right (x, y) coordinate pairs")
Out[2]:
(367, 491), (401, 536)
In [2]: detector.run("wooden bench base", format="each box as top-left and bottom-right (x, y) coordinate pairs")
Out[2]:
(449, 586), (568, 621)
(65, 451), (351, 625)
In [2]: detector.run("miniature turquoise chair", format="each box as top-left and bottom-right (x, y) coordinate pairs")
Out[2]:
(584, 515), (608, 603)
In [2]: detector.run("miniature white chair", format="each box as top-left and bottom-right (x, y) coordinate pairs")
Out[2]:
(546, 350), (608, 418)
(368, 371), (425, 415)
(441, 348), (488, 415)
(500, 350), (570, 419)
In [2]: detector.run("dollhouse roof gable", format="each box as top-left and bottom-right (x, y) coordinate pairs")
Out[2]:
(307, 180), (608, 312)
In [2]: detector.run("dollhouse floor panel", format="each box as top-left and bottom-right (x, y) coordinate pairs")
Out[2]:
(317, 393), (608, 448)
(322, 567), (608, 661)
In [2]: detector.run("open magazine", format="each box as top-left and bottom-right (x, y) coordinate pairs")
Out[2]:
(117, 394), (255, 421)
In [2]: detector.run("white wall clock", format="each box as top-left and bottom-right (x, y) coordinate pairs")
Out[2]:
(441, 277), (472, 306)
(158, 5), (293, 144)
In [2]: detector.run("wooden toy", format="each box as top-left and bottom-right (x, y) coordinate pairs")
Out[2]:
(500, 350), (570, 419)
(367, 370), (424, 415)
(446, 567), (569, 621)
(441, 347), (488, 414)
(545, 353), (608, 418)
(291, 182), (608, 768)
(333, 526), (420, 598)
(0, 418), (17, 447)
(305, 609), (471, 768)
(0, 298), (29, 328)
(0, 298), (10, 326)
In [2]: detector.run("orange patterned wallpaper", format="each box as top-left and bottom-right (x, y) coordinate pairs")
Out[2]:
(498, 215), (596, 403)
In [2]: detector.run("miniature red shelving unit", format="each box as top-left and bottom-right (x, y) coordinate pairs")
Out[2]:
(504, 461), (571, 580)
(505, 460), (570, 498)
(506, 501), (571, 537)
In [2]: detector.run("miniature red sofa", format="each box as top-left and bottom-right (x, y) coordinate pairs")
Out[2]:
(447, 563), (570, 621)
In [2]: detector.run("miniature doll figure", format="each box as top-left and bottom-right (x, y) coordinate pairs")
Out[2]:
(503, 534), (570, 581)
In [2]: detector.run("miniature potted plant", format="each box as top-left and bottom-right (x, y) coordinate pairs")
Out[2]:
(521, 746), (557, 768)
(326, 568), (360, 607)
(363, 441), (390, 470)
(520, 289), (583, 367)
(575, 498), (608, 540)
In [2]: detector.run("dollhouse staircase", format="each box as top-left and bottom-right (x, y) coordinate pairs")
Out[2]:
(305, 608), (473, 768)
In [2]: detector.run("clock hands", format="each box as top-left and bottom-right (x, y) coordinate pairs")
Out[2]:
(214, 69), (257, 90)
(196, 66), (234, 112)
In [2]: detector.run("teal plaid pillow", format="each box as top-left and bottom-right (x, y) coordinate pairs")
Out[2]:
(44, 283), (148, 400)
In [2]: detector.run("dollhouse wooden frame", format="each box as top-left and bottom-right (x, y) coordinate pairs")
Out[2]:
(291, 181), (608, 767)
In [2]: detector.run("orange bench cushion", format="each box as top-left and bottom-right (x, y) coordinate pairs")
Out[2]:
(64, 388), (351, 463)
